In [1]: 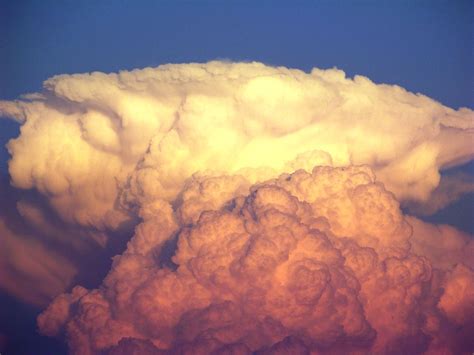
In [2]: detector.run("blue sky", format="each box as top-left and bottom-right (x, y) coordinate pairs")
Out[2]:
(1, 0), (472, 106)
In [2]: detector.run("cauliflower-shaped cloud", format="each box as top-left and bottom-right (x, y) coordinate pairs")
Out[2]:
(37, 166), (474, 354)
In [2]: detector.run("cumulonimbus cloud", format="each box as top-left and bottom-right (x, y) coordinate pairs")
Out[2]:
(0, 62), (473, 353)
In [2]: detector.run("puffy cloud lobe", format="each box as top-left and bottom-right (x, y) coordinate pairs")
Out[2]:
(1, 61), (473, 237)
(38, 166), (474, 354)
(438, 264), (474, 326)
(408, 216), (474, 270)
(266, 166), (412, 257)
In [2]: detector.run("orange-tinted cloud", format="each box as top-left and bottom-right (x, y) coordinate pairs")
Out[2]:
(38, 166), (474, 354)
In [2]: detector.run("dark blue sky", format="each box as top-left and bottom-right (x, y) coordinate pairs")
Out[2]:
(1, 0), (472, 106)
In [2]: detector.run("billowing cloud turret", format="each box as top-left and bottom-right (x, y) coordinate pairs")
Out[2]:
(38, 166), (474, 354)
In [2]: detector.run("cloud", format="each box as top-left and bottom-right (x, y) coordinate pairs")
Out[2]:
(0, 62), (473, 353)
(0, 176), (77, 306)
(408, 216), (474, 270)
(0, 176), (132, 307)
(37, 166), (474, 354)
(0, 215), (76, 306)
(0, 61), (472, 237)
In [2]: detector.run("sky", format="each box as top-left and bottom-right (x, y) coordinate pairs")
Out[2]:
(0, 1), (473, 354)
